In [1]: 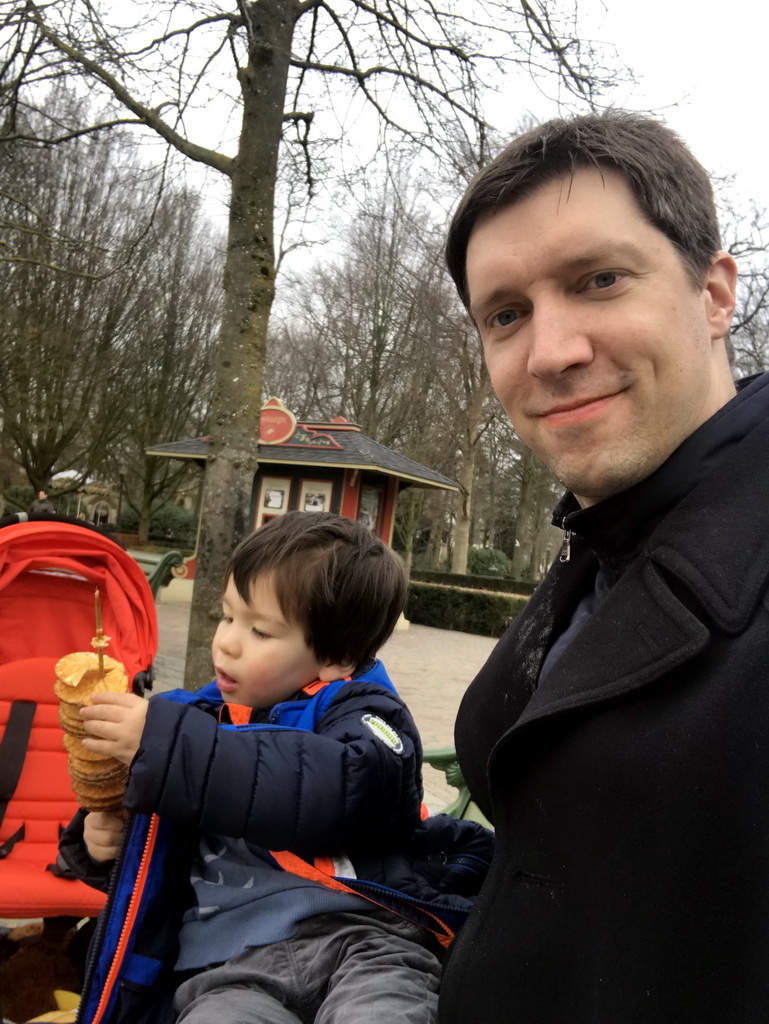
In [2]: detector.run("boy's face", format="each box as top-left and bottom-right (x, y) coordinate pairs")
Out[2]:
(212, 574), (348, 708)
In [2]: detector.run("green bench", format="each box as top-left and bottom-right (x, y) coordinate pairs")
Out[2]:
(128, 549), (184, 599)
(423, 746), (492, 827)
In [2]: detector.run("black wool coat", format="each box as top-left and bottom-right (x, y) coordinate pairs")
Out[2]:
(439, 377), (769, 1024)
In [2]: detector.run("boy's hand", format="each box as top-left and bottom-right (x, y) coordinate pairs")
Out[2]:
(80, 692), (148, 766)
(83, 809), (127, 862)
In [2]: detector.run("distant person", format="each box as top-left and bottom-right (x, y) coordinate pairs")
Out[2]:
(28, 489), (54, 514)
(60, 511), (492, 1024)
(437, 110), (769, 1023)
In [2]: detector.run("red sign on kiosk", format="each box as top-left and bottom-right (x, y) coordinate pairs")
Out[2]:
(259, 397), (297, 445)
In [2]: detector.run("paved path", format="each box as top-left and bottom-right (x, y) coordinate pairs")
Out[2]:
(154, 601), (497, 810)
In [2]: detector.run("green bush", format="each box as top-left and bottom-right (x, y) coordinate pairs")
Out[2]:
(149, 503), (195, 546)
(467, 546), (513, 577)
(410, 569), (538, 596)
(3, 485), (35, 513)
(118, 507), (140, 533)
(406, 581), (528, 638)
(118, 503), (195, 547)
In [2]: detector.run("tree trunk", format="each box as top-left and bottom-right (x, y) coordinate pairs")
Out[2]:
(393, 487), (424, 573)
(137, 498), (151, 546)
(485, 462), (497, 550)
(511, 448), (538, 580)
(451, 368), (489, 575)
(512, 449), (561, 580)
(529, 517), (561, 580)
(426, 505), (445, 571)
(450, 453), (475, 575)
(401, 543), (413, 572)
(184, 1), (298, 688)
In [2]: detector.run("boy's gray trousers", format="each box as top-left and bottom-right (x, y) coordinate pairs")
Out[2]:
(173, 911), (442, 1024)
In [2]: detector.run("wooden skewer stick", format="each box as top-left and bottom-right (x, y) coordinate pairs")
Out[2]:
(92, 588), (110, 676)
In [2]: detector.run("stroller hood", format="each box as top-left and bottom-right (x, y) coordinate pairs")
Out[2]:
(0, 519), (157, 683)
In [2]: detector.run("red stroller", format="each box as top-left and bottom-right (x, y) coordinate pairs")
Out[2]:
(0, 514), (157, 919)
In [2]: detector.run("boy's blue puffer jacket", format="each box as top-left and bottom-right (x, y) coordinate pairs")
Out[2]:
(59, 660), (494, 1024)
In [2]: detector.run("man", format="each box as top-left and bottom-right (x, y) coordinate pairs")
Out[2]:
(438, 111), (769, 1023)
(28, 488), (54, 514)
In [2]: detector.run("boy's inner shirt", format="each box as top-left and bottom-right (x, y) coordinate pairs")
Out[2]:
(217, 690), (306, 726)
(215, 660), (372, 726)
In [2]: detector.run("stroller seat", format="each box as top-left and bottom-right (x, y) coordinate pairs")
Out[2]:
(0, 517), (158, 920)
(0, 657), (106, 916)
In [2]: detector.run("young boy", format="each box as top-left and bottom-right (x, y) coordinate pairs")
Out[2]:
(60, 512), (492, 1024)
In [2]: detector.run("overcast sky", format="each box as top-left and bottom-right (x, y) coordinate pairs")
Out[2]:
(490, 0), (769, 217)
(154, 0), (769, 260)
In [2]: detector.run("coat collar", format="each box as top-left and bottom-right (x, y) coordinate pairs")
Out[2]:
(647, 406), (769, 633)
(502, 374), (769, 734)
(552, 373), (769, 578)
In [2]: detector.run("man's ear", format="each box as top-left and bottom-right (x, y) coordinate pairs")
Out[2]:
(318, 660), (356, 682)
(704, 250), (738, 340)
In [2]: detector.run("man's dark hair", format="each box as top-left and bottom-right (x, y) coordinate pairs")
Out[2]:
(446, 110), (722, 306)
(227, 511), (407, 668)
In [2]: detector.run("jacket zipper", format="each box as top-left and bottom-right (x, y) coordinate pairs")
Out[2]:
(87, 814), (160, 1024)
(559, 529), (572, 563)
(270, 849), (456, 949)
(75, 814), (135, 1024)
(349, 878), (456, 948)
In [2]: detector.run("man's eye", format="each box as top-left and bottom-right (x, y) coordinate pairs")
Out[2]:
(589, 271), (620, 290)
(492, 309), (519, 327)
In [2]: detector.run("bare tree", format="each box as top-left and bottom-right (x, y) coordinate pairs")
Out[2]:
(0, 107), (150, 492)
(268, 178), (499, 574)
(725, 205), (769, 376)
(1, 0), (618, 684)
(269, 162), (449, 445)
(106, 189), (222, 543)
(0, 97), (221, 534)
(508, 446), (561, 578)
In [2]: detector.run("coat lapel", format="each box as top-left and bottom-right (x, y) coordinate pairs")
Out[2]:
(515, 556), (710, 729)
(511, 411), (769, 732)
(649, 412), (769, 634)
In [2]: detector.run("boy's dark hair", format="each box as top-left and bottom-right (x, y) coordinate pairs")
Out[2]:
(446, 110), (722, 306)
(226, 511), (408, 668)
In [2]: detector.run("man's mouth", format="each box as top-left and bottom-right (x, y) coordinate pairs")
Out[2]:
(539, 393), (618, 427)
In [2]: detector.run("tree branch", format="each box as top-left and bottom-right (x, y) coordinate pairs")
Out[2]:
(518, 0), (594, 99)
(23, 0), (234, 176)
(290, 57), (485, 127)
(350, 0), (472, 63)
(0, 116), (144, 144)
(116, 12), (242, 61)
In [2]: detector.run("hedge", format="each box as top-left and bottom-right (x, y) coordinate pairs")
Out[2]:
(119, 503), (196, 547)
(406, 581), (529, 638)
(410, 568), (539, 596)
(466, 546), (512, 577)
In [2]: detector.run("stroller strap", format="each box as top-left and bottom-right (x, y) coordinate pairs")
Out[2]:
(0, 699), (36, 832)
(0, 825), (25, 859)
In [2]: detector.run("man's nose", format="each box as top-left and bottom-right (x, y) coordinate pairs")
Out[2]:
(526, 303), (594, 379)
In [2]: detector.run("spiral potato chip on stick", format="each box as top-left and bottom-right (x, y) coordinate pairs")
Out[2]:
(54, 590), (131, 812)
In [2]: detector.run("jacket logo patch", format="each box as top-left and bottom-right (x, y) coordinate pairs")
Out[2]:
(362, 714), (404, 754)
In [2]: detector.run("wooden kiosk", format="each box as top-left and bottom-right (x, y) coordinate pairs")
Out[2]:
(146, 399), (458, 599)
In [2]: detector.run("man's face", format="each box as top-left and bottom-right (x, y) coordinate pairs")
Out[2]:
(466, 168), (737, 506)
